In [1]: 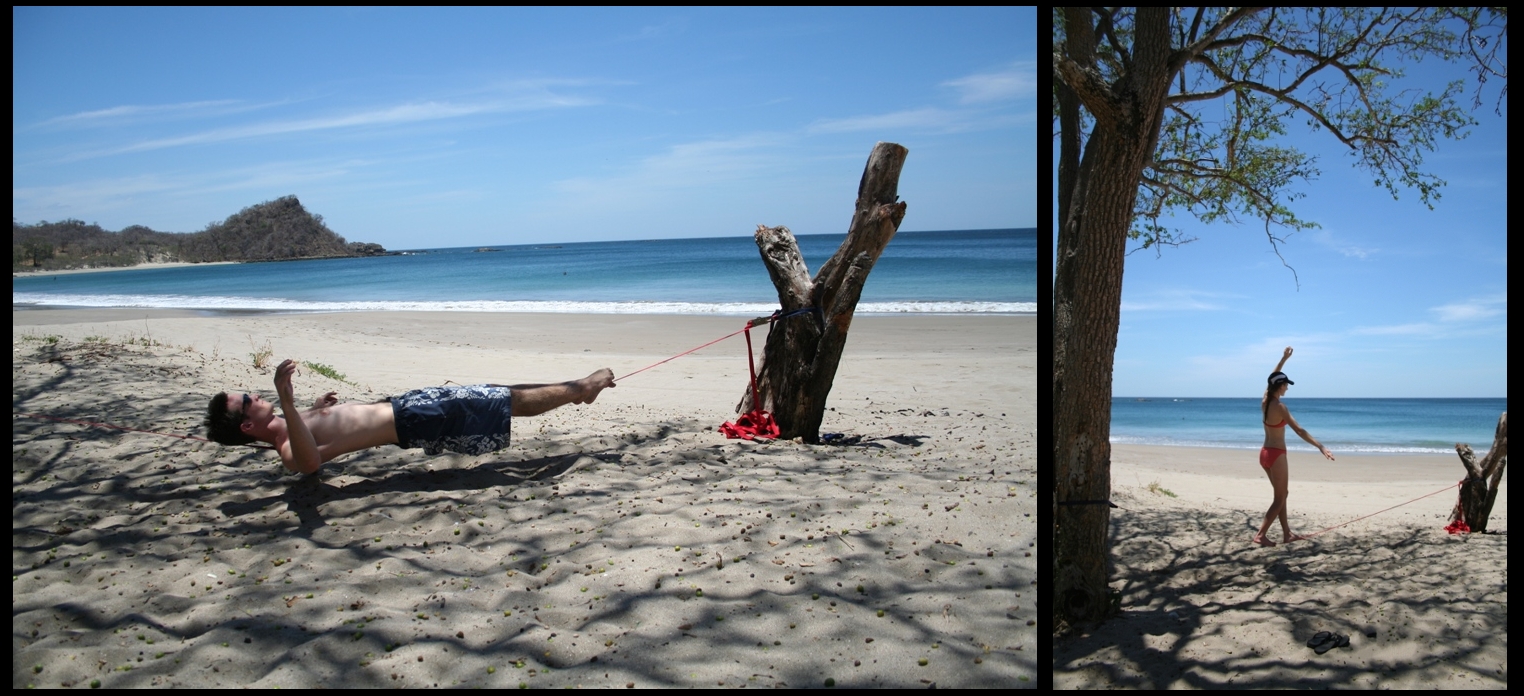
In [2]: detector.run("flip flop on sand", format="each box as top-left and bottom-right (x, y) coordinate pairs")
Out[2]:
(1305, 631), (1331, 648)
(1308, 631), (1339, 654)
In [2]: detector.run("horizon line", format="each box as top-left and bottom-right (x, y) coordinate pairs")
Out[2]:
(391, 227), (1036, 252)
(1115, 395), (1506, 400)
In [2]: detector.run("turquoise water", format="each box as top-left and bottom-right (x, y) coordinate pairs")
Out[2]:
(13, 228), (1034, 315)
(1111, 397), (1508, 455)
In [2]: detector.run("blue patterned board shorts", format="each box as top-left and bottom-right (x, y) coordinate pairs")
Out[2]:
(390, 385), (513, 456)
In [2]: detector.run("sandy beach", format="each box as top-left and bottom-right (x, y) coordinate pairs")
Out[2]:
(1056, 444), (1508, 689)
(13, 309), (1035, 688)
(13, 261), (240, 278)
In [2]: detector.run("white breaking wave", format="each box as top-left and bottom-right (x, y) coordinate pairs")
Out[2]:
(1109, 435), (1457, 455)
(14, 293), (1036, 315)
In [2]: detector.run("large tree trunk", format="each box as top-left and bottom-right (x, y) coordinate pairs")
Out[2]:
(1450, 412), (1507, 532)
(1053, 7), (1175, 629)
(740, 142), (908, 443)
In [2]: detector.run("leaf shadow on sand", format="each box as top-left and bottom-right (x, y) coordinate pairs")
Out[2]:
(1053, 505), (1508, 688)
(14, 339), (1035, 688)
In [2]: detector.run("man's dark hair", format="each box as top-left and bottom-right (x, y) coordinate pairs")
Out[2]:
(205, 392), (256, 446)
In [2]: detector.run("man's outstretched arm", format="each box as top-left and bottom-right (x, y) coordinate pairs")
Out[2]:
(275, 359), (322, 475)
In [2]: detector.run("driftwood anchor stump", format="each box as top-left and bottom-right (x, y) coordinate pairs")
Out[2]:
(740, 141), (909, 443)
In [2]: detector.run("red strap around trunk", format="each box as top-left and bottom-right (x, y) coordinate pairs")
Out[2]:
(720, 323), (779, 440)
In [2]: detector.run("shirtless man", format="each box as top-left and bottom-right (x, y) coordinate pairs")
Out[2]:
(204, 359), (616, 475)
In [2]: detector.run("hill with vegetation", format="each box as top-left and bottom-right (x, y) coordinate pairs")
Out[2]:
(13, 196), (388, 272)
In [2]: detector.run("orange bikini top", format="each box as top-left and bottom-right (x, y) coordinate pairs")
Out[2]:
(1265, 419), (1286, 428)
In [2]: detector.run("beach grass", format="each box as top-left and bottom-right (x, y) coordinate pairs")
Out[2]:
(248, 335), (274, 368)
(302, 360), (351, 384)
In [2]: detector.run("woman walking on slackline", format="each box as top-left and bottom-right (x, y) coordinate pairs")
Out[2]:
(1255, 346), (1337, 547)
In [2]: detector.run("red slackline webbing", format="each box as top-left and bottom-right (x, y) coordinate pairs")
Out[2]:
(1298, 479), (1467, 540)
(16, 308), (815, 449)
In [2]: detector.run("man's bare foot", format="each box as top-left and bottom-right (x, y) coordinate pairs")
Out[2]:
(1252, 533), (1277, 547)
(573, 368), (616, 404)
(1283, 532), (1308, 543)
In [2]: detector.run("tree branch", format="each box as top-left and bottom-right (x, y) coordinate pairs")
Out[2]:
(1175, 7), (1267, 64)
(1263, 216), (1301, 291)
(1140, 172), (1210, 207)
(1091, 7), (1131, 71)
(1054, 53), (1124, 127)
(1187, 53), (1398, 151)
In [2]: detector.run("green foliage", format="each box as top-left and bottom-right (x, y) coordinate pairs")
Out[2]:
(20, 239), (55, 267)
(12, 196), (381, 271)
(1054, 7), (1491, 265)
(302, 361), (351, 384)
(176, 196), (351, 263)
(12, 219), (146, 271)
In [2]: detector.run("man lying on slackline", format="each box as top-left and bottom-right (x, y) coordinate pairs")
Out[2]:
(204, 359), (616, 474)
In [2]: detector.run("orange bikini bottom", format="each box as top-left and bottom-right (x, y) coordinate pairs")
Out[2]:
(1259, 447), (1286, 470)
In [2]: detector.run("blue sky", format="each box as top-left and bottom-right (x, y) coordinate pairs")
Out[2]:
(13, 7), (1033, 249)
(1054, 17), (1507, 398)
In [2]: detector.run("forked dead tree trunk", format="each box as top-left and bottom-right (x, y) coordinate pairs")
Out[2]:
(1450, 412), (1507, 533)
(739, 142), (908, 443)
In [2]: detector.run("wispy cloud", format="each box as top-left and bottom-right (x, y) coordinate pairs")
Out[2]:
(1349, 322), (1438, 336)
(1309, 228), (1378, 259)
(13, 158), (369, 223)
(619, 17), (689, 41)
(1431, 293), (1507, 322)
(941, 61), (1033, 104)
(13, 175), (180, 217)
(111, 102), (495, 154)
(1122, 288), (1238, 311)
(807, 108), (962, 134)
(32, 100), (248, 129)
(58, 87), (596, 162)
(807, 62), (1031, 135)
(552, 133), (793, 195)
(1181, 334), (1339, 380)
(1340, 293), (1505, 336)
(520, 132), (824, 237)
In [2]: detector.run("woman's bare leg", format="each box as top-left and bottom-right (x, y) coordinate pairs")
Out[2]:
(1255, 454), (1289, 546)
(508, 369), (615, 417)
(1270, 457), (1307, 542)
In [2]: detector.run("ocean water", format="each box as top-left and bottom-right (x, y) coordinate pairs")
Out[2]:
(12, 228), (1034, 315)
(1111, 397), (1508, 455)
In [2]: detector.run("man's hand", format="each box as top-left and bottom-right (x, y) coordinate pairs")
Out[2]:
(274, 359), (299, 405)
(314, 391), (339, 409)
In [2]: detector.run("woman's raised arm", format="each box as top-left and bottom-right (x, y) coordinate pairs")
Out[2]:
(1274, 346), (1293, 374)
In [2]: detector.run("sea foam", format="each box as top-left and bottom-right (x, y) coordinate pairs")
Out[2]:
(14, 293), (1034, 315)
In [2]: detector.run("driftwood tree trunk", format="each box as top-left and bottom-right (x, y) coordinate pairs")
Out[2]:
(739, 141), (908, 443)
(1450, 412), (1507, 532)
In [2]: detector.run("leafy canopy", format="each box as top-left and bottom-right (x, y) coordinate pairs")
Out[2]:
(1054, 8), (1493, 270)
